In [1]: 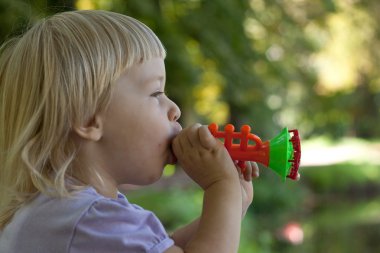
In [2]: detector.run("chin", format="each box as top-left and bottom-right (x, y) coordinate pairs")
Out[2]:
(117, 172), (163, 186)
(138, 170), (164, 185)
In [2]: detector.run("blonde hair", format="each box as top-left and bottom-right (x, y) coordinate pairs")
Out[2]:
(0, 10), (166, 228)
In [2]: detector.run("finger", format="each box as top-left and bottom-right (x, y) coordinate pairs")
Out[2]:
(234, 161), (244, 176)
(185, 123), (202, 148)
(243, 162), (252, 181)
(174, 128), (194, 154)
(172, 135), (184, 157)
(198, 125), (220, 150)
(251, 162), (260, 179)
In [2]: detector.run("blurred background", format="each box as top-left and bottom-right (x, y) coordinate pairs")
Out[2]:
(1, 0), (379, 252)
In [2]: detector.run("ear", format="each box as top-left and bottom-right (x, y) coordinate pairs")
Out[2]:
(73, 115), (104, 141)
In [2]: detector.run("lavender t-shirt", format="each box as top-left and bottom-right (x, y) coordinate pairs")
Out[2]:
(0, 187), (174, 253)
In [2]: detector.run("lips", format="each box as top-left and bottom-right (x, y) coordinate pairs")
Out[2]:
(167, 123), (182, 165)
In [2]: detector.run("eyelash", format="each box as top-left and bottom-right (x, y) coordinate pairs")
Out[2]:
(151, 91), (165, 98)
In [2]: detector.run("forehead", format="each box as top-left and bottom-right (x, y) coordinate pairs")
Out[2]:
(139, 58), (166, 82)
(114, 58), (165, 88)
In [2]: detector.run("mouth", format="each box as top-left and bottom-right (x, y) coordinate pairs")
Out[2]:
(167, 124), (182, 165)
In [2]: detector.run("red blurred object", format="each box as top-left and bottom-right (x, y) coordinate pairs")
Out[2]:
(279, 222), (304, 245)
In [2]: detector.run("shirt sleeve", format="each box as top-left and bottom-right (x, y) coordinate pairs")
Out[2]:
(69, 198), (174, 253)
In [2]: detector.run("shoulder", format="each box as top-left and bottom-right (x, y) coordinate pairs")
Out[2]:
(69, 190), (174, 253)
(0, 187), (111, 253)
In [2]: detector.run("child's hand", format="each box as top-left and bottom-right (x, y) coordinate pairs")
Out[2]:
(236, 162), (259, 217)
(172, 123), (239, 190)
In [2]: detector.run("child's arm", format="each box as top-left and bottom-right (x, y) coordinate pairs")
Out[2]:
(169, 218), (200, 249)
(166, 124), (251, 253)
(169, 162), (259, 249)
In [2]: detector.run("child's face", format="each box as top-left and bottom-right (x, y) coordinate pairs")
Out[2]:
(99, 58), (182, 185)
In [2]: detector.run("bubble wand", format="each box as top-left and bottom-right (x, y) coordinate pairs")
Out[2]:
(208, 123), (301, 180)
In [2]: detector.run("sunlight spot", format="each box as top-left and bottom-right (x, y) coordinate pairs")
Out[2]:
(75, 0), (95, 10)
(249, 0), (265, 12)
(186, 39), (229, 123)
(302, 138), (380, 166)
(311, 5), (375, 95)
(244, 17), (267, 40)
(163, 164), (176, 177)
(76, 0), (115, 10)
(266, 44), (284, 61)
(266, 94), (283, 110)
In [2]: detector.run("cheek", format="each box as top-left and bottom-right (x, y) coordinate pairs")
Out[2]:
(123, 124), (162, 156)
(139, 130), (167, 153)
(109, 106), (169, 159)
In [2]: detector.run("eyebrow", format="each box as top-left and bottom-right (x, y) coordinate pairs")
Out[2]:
(145, 75), (165, 87)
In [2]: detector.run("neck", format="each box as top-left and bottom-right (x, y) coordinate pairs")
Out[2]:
(72, 164), (119, 199)
(71, 138), (119, 199)
(88, 172), (119, 199)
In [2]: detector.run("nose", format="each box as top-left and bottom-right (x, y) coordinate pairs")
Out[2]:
(168, 99), (181, 122)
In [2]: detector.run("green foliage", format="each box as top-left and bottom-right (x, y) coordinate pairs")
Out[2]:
(126, 188), (203, 230)
(2, 0), (379, 138)
(304, 162), (380, 193)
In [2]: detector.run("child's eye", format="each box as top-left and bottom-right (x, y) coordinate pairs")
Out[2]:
(151, 91), (165, 98)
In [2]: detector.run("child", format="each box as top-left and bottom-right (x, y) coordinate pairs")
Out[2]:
(0, 10), (259, 253)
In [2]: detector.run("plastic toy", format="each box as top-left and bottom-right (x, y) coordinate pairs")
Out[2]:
(208, 123), (301, 180)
